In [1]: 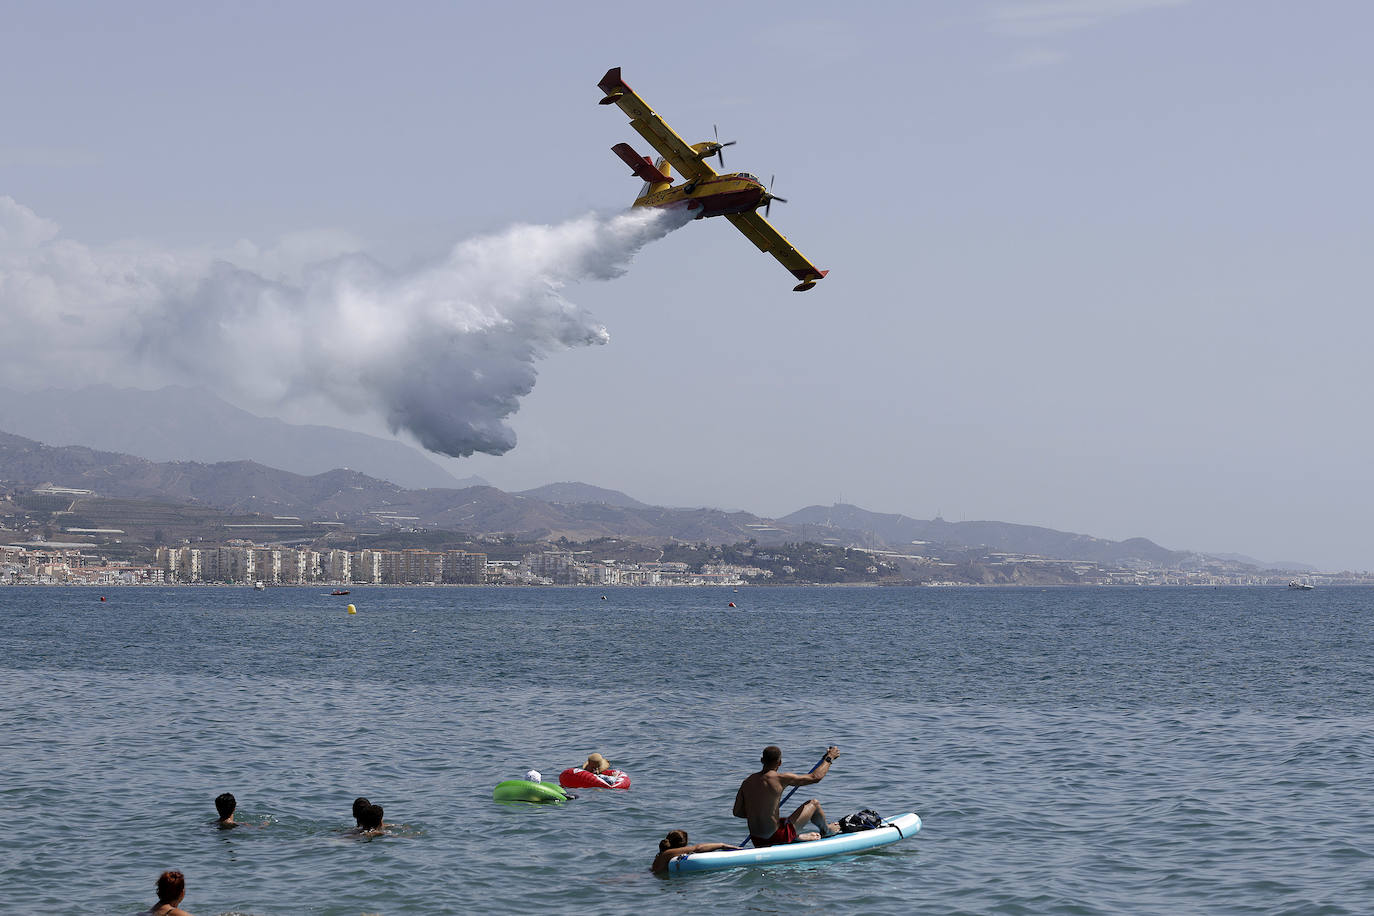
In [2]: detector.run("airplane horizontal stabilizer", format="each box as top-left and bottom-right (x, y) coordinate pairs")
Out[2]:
(611, 142), (672, 184)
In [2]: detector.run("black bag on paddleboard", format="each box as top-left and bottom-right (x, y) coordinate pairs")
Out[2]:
(838, 808), (884, 832)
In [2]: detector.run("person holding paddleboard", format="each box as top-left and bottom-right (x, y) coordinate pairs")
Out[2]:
(733, 745), (840, 846)
(650, 830), (739, 873)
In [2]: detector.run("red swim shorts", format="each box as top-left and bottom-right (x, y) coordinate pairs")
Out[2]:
(750, 819), (799, 848)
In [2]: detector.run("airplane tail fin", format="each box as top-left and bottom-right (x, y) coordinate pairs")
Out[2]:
(641, 157), (672, 200)
(645, 157), (673, 195)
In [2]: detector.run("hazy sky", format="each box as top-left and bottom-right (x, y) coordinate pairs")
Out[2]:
(3, 1), (1371, 570)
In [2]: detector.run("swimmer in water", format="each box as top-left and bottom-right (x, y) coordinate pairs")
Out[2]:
(214, 792), (236, 828)
(347, 802), (391, 836)
(148, 870), (194, 916)
(650, 829), (738, 873)
(352, 796), (371, 828)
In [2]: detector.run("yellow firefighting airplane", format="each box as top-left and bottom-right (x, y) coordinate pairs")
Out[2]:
(597, 67), (828, 292)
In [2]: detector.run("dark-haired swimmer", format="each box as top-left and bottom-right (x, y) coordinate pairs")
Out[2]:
(650, 829), (738, 873)
(352, 796), (371, 827)
(214, 792), (236, 828)
(149, 870), (194, 916)
(347, 802), (390, 837)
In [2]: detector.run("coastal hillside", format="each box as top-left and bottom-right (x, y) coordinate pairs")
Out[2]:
(514, 481), (647, 508)
(0, 430), (842, 546)
(2, 429), (1227, 569)
(0, 429), (405, 509)
(0, 384), (485, 491)
(784, 504), (1191, 566)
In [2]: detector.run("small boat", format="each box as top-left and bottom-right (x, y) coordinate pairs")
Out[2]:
(1287, 579), (1314, 590)
(254, 581), (266, 591)
(331, 589), (351, 596)
(667, 812), (921, 874)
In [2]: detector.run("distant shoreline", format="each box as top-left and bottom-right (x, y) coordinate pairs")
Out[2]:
(3, 581), (1368, 589)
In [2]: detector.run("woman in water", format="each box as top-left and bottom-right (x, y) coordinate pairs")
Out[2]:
(650, 830), (738, 873)
(149, 870), (194, 916)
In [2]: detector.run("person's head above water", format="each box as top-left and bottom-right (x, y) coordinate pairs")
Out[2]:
(352, 797), (370, 823)
(156, 870), (185, 904)
(359, 803), (384, 830)
(584, 753), (610, 773)
(214, 792), (236, 820)
(659, 829), (688, 852)
(524, 769), (542, 783)
(761, 745), (782, 768)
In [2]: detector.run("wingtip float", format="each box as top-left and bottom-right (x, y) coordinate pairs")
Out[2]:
(598, 67), (828, 292)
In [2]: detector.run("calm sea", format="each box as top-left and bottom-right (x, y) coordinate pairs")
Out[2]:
(1, 585), (1370, 915)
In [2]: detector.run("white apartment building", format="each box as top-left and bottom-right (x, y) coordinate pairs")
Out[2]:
(327, 549), (352, 583)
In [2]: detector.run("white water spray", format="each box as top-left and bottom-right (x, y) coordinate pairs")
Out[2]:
(0, 197), (689, 457)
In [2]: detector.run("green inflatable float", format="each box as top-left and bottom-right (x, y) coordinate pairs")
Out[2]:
(493, 779), (573, 804)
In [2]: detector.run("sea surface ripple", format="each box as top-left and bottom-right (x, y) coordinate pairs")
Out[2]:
(1, 585), (1370, 914)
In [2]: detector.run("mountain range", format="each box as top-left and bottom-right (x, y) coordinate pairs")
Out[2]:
(0, 424), (1264, 571)
(780, 504), (1190, 568)
(0, 388), (1314, 570)
(0, 385), (485, 491)
(0, 428), (817, 545)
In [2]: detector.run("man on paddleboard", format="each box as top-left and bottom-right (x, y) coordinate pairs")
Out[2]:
(733, 745), (840, 846)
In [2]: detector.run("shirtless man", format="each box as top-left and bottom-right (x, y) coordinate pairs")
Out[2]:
(733, 745), (840, 846)
(649, 829), (738, 873)
(149, 870), (194, 916)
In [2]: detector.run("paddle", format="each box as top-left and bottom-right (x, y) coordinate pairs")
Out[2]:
(739, 749), (832, 847)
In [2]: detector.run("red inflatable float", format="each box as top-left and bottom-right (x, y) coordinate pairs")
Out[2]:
(559, 767), (631, 790)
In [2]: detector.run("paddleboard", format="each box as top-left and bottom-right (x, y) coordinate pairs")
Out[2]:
(667, 812), (921, 874)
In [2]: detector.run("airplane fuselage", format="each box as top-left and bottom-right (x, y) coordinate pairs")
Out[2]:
(632, 173), (766, 219)
(599, 66), (826, 290)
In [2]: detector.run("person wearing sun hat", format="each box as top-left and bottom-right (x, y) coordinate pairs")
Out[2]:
(582, 753), (625, 786)
(559, 752), (631, 789)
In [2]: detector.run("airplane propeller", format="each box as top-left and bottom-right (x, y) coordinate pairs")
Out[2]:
(762, 175), (788, 217)
(709, 124), (736, 166)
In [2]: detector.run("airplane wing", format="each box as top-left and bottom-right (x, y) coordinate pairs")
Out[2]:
(598, 67), (717, 183)
(725, 211), (829, 291)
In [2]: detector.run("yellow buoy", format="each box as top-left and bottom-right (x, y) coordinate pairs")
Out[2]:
(347, 604), (357, 614)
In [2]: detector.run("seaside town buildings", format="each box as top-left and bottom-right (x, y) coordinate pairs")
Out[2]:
(147, 544), (492, 585)
(0, 542), (766, 587)
(2, 541), (1361, 588)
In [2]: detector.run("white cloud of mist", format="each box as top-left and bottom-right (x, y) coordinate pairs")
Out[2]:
(0, 197), (60, 248)
(0, 196), (689, 457)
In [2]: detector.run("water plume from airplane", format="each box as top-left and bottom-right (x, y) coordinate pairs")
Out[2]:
(0, 196), (689, 457)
